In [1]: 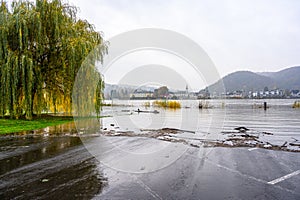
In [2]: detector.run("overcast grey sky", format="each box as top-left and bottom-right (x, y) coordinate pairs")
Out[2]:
(70, 0), (300, 77)
(7, 0), (299, 89)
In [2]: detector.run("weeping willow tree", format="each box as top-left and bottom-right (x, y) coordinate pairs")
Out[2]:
(0, 0), (107, 120)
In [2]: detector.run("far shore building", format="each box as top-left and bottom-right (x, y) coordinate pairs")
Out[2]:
(197, 88), (210, 99)
(290, 90), (300, 98)
(130, 90), (154, 99)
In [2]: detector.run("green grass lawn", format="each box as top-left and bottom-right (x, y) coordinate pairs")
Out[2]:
(0, 115), (74, 134)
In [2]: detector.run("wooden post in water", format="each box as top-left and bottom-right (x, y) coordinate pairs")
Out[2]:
(264, 102), (267, 110)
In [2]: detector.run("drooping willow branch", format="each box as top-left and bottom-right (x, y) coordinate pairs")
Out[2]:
(0, 0), (107, 119)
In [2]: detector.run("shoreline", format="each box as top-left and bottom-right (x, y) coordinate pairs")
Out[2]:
(2, 123), (299, 152)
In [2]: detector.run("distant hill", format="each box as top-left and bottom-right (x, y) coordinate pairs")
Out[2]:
(207, 66), (300, 94)
(266, 66), (300, 89)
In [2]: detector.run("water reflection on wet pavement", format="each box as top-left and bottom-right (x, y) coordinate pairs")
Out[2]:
(1, 126), (300, 199)
(0, 123), (107, 199)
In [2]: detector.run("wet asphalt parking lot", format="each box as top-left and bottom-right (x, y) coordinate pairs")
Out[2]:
(0, 135), (299, 199)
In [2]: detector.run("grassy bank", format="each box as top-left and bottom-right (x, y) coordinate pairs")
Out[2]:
(0, 115), (74, 134)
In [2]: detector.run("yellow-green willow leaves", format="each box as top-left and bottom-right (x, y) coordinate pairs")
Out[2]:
(0, 0), (107, 119)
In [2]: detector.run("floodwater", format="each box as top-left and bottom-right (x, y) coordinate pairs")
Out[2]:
(102, 99), (300, 140)
(0, 123), (107, 199)
(1, 99), (300, 199)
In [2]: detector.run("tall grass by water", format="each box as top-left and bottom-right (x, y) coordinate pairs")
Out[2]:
(198, 101), (212, 109)
(143, 102), (151, 107)
(293, 100), (300, 108)
(153, 100), (181, 109)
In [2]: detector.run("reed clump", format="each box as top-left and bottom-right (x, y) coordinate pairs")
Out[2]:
(143, 102), (151, 107)
(153, 100), (181, 109)
(292, 100), (300, 108)
(199, 101), (212, 109)
(167, 101), (181, 109)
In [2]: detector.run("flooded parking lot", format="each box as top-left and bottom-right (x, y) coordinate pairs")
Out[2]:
(1, 133), (299, 199)
(0, 132), (107, 199)
(1, 99), (300, 199)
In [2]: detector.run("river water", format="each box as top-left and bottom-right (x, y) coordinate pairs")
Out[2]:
(101, 99), (300, 137)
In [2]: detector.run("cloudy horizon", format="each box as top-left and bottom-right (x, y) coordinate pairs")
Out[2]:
(71, 0), (300, 77)
(5, 0), (299, 90)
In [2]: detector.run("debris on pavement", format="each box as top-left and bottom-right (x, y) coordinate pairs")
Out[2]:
(100, 126), (300, 152)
